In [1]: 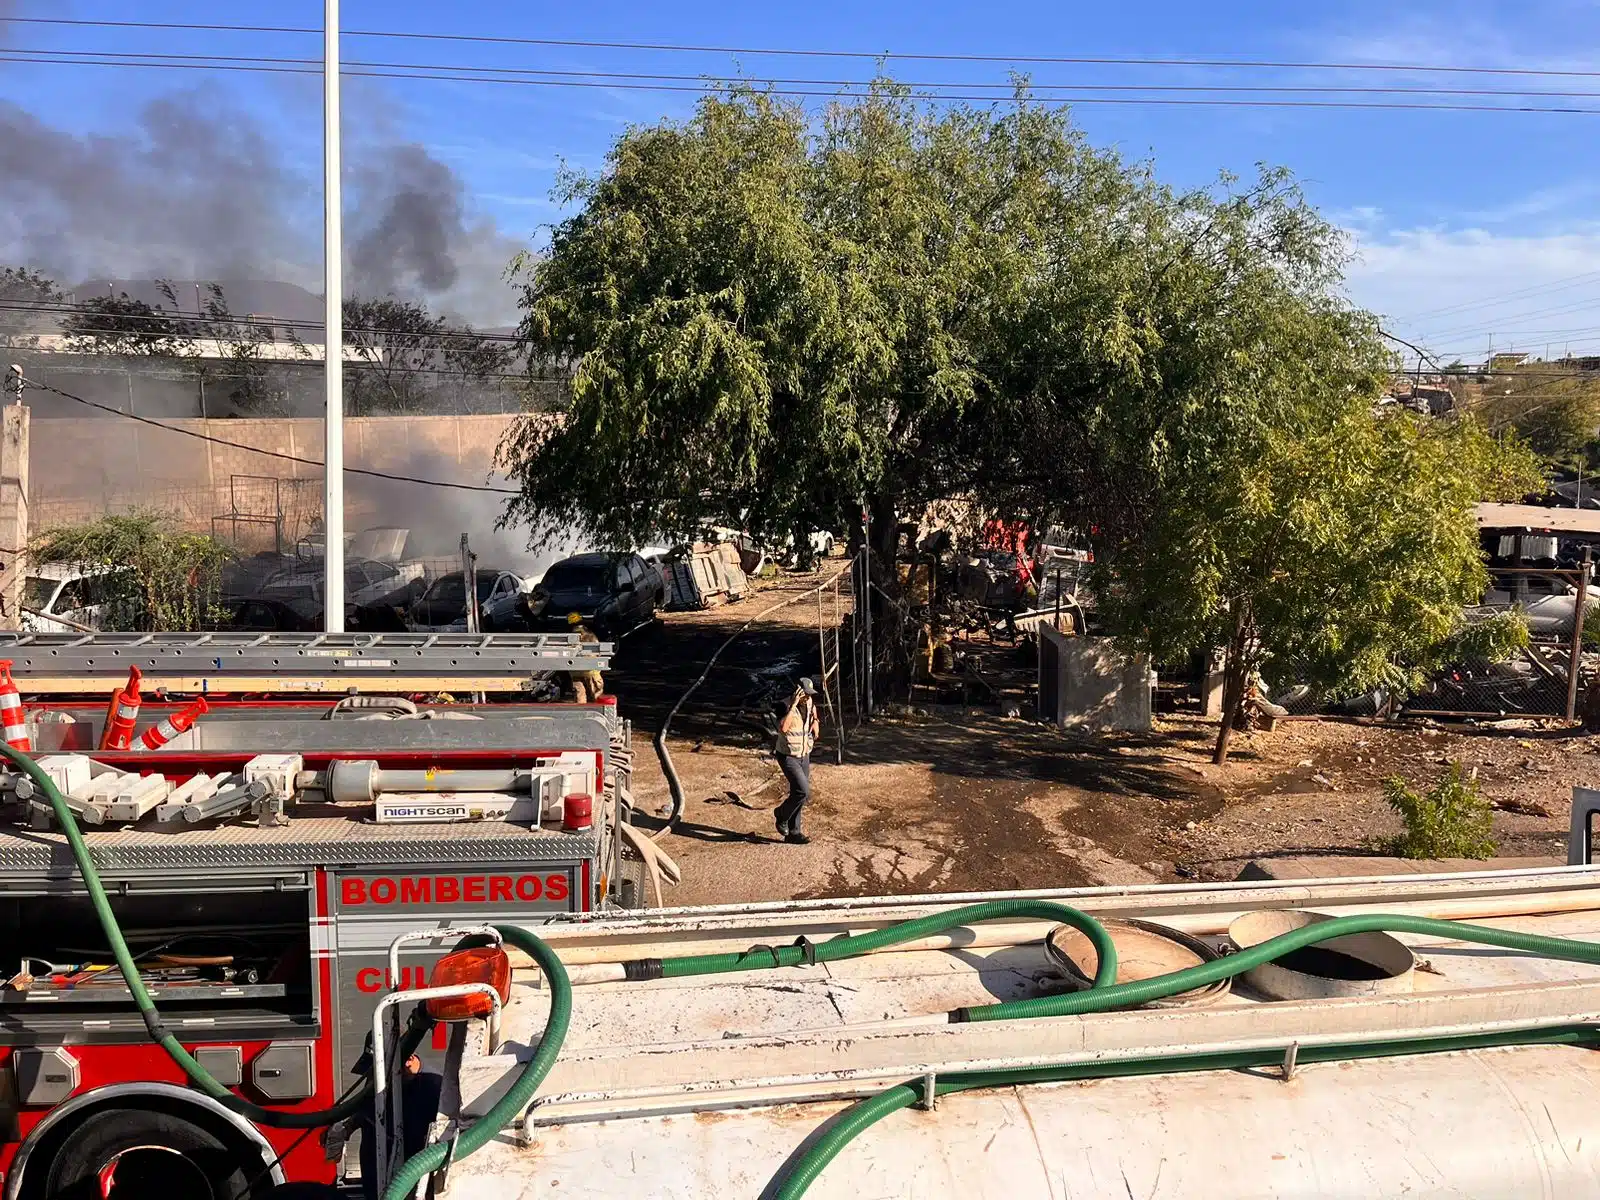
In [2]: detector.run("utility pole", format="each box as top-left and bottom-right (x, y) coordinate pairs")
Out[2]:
(322, 0), (345, 633)
(460, 533), (480, 635)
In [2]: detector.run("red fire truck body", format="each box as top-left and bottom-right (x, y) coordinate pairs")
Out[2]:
(0, 637), (634, 1197)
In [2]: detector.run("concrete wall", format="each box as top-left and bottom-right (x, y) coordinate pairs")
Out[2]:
(1037, 628), (1154, 732)
(28, 412), (519, 552)
(0, 407), (29, 628)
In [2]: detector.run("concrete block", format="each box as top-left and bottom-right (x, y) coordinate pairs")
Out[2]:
(1038, 629), (1153, 732)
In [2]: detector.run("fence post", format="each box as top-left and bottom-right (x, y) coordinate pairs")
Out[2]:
(460, 533), (479, 634)
(1567, 547), (1592, 722)
(859, 541), (874, 720)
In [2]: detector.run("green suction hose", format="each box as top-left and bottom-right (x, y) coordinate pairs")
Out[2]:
(768, 906), (1600, 1198)
(0, 741), (574, 1200)
(770, 1024), (1600, 1199)
(379, 925), (571, 1200)
(952, 910), (1600, 1022)
(628, 900), (1122, 988)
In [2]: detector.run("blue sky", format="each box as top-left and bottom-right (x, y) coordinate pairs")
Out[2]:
(3, 0), (1600, 356)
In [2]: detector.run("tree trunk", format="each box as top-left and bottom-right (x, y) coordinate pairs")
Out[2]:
(791, 523), (815, 572)
(864, 492), (902, 620)
(1212, 608), (1253, 766)
(868, 494), (900, 573)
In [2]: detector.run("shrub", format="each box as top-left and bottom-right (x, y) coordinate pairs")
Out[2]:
(30, 511), (233, 631)
(1382, 761), (1498, 860)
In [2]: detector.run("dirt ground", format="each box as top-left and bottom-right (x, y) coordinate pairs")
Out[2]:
(614, 573), (1588, 906)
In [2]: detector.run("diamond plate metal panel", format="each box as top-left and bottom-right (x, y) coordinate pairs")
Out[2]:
(0, 821), (601, 873)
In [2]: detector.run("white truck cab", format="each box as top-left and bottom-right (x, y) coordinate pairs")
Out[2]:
(21, 563), (134, 632)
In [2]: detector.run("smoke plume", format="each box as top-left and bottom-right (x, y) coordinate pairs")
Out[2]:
(350, 447), (584, 577)
(0, 88), (524, 326)
(350, 144), (463, 295)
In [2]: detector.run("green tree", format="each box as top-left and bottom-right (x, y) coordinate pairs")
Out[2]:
(191, 283), (311, 417)
(30, 511), (233, 631)
(343, 296), (512, 415)
(1475, 360), (1600, 468)
(60, 281), (199, 357)
(55, 282), (310, 416)
(501, 83), (1220, 552)
(0, 267), (63, 342)
(1095, 401), (1543, 763)
(499, 83), (1540, 742)
(500, 85), (1419, 562)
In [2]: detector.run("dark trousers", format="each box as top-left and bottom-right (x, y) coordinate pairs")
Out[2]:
(359, 1070), (442, 1198)
(775, 754), (812, 833)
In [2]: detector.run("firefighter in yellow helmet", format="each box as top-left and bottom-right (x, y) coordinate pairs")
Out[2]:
(566, 611), (605, 704)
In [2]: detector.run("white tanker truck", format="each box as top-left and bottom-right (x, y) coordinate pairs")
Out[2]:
(388, 849), (1600, 1199)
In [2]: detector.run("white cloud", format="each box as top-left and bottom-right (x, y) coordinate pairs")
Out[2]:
(1309, 9), (1600, 76)
(1346, 223), (1600, 360)
(1460, 181), (1600, 225)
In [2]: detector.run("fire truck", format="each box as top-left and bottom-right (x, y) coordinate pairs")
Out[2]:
(0, 632), (651, 1197)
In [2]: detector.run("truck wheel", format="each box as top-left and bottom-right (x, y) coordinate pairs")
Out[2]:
(40, 1107), (259, 1200)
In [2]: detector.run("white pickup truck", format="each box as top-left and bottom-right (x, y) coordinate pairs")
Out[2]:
(21, 563), (135, 632)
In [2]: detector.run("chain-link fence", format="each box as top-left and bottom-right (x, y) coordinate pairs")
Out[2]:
(1262, 565), (1593, 720)
(1400, 648), (1576, 719)
(14, 351), (558, 419)
(1404, 564), (1590, 719)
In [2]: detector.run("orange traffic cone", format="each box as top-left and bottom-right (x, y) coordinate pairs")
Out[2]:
(100, 666), (144, 751)
(0, 660), (30, 752)
(140, 695), (209, 750)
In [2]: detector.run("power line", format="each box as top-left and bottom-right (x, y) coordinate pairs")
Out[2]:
(14, 375), (522, 495)
(1422, 326), (1600, 346)
(3, 51), (1598, 113)
(6, 15), (1600, 80)
(1392, 269), (1600, 323)
(12, 45), (1600, 98)
(1419, 299), (1600, 343)
(1394, 363), (1600, 377)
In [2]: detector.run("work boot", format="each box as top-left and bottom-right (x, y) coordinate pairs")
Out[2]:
(785, 831), (810, 845)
